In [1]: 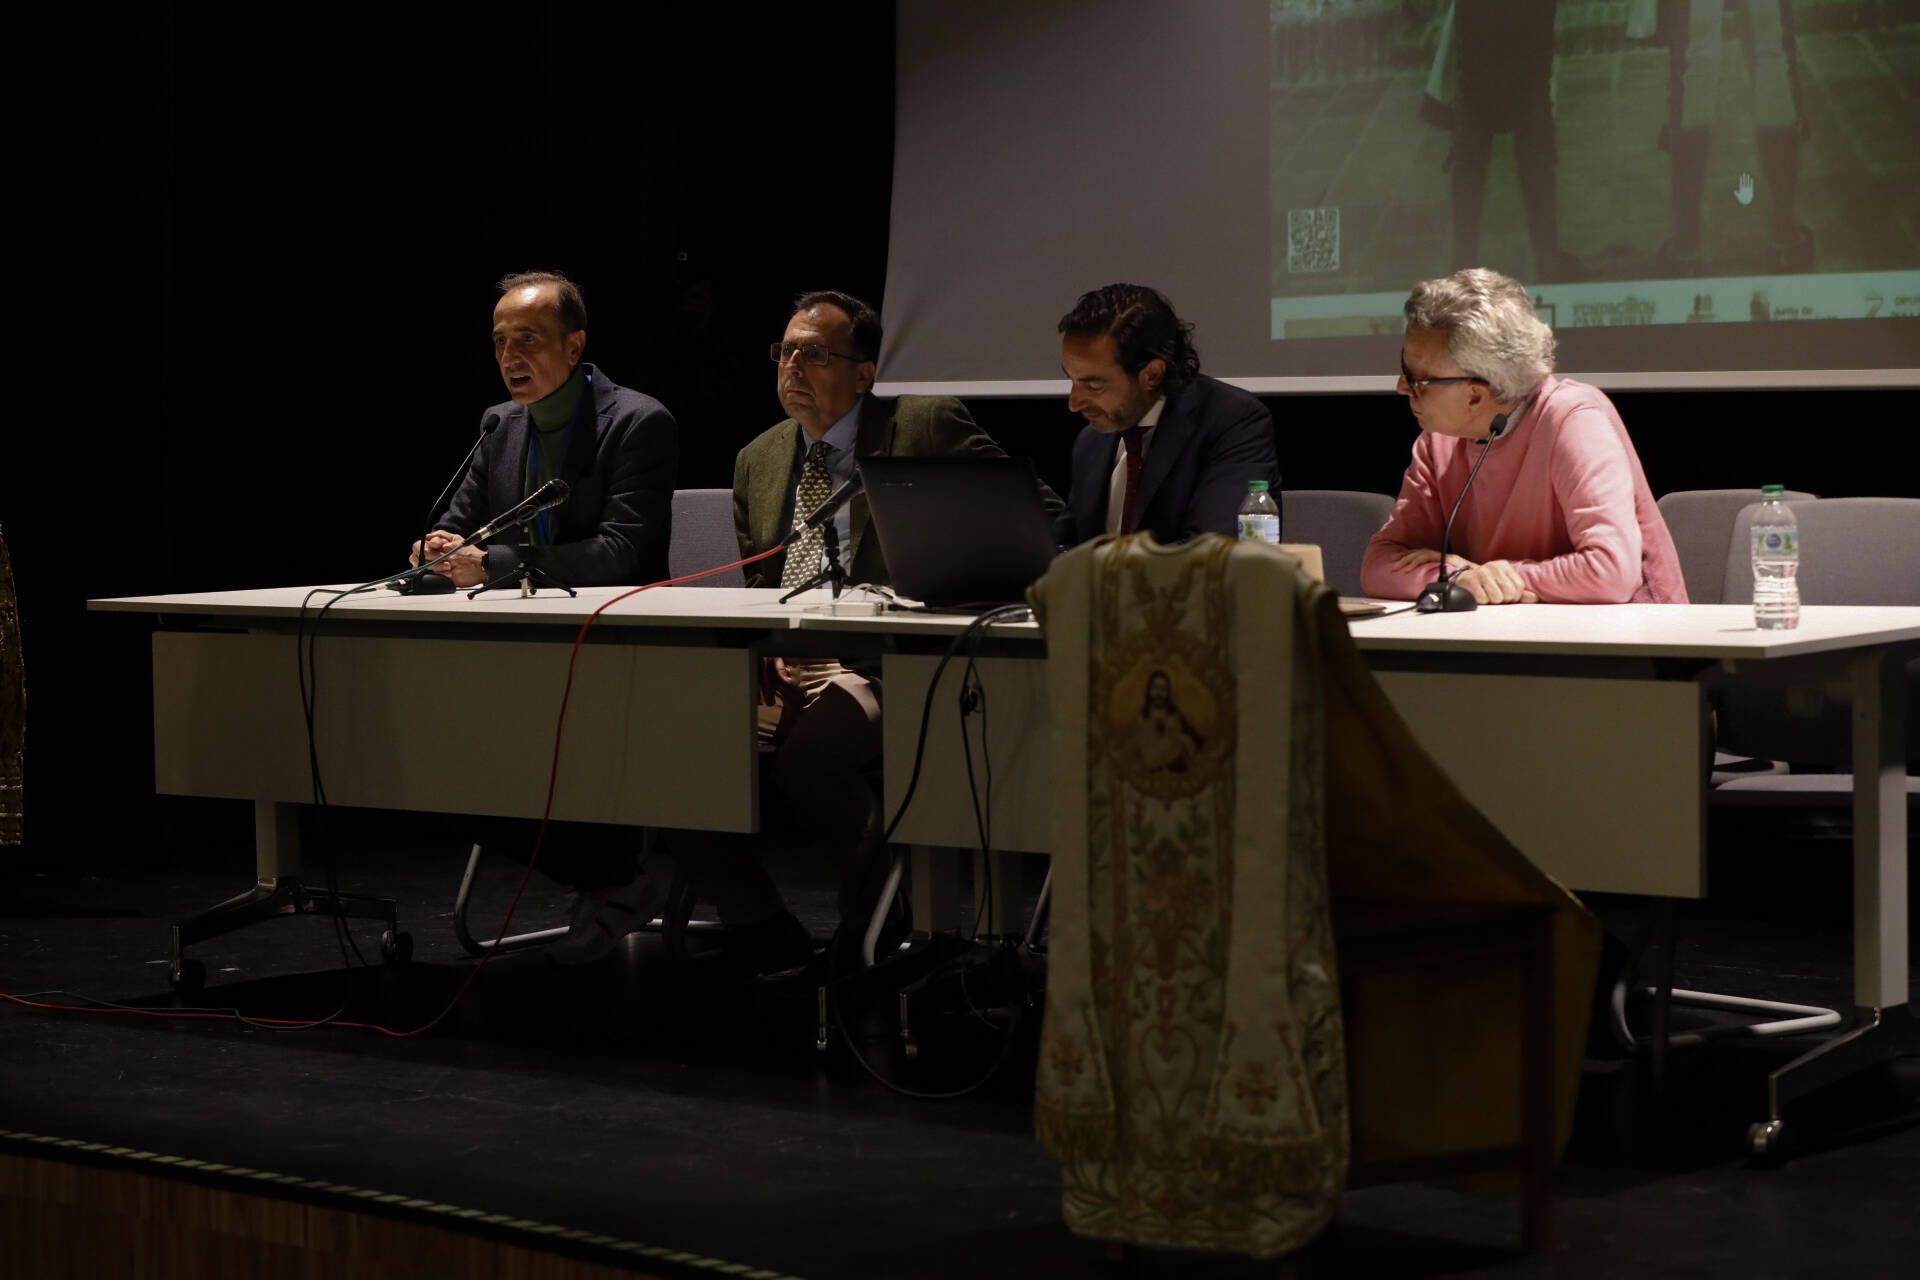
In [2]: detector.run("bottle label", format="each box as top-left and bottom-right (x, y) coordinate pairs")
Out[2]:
(1239, 515), (1280, 544)
(1751, 528), (1798, 556)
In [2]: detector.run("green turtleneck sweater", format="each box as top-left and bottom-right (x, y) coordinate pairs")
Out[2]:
(525, 365), (587, 543)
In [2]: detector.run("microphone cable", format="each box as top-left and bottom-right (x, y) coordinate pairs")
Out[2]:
(394, 417), (499, 596)
(290, 536), (505, 996)
(3, 545), (786, 1040)
(1429, 433), (1497, 599)
(1415, 412), (1511, 614)
(830, 603), (1038, 1100)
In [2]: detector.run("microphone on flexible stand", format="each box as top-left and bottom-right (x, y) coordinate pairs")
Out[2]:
(800, 472), (865, 532)
(392, 418), (500, 595)
(1415, 412), (1510, 614)
(467, 478), (572, 545)
(778, 472), (865, 603)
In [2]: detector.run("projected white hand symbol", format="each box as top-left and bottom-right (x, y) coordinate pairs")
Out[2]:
(1734, 173), (1755, 206)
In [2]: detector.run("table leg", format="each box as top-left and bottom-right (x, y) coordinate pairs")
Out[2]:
(255, 800), (298, 881)
(1851, 646), (1907, 1015)
(1752, 645), (1917, 1152)
(168, 800), (401, 993)
(911, 845), (962, 937)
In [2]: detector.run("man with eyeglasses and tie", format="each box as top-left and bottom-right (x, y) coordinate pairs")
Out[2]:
(1362, 269), (1685, 605)
(694, 290), (1058, 973)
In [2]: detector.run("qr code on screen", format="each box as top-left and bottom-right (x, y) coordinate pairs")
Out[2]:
(1287, 207), (1340, 274)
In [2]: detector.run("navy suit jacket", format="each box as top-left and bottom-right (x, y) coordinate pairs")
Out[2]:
(1053, 375), (1280, 547)
(436, 363), (678, 587)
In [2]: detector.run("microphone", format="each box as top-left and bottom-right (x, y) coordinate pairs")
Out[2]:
(1415, 412), (1509, 614)
(393, 418), (501, 594)
(801, 472), (864, 532)
(469, 478), (571, 545)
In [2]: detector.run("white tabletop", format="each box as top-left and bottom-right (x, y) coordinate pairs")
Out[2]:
(88, 584), (816, 632)
(89, 588), (1920, 660)
(1343, 603), (1920, 659)
(798, 601), (1920, 661)
(796, 607), (1044, 639)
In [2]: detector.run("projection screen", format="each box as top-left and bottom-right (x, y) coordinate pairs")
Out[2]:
(879, 0), (1919, 394)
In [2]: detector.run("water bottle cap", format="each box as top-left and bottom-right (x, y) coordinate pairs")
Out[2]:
(1761, 484), (1785, 495)
(1247, 480), (1270, 492)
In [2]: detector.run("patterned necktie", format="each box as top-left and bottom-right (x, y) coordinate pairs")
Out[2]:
(1119, 427), (1145, 533)
(781, 440), (833, 589)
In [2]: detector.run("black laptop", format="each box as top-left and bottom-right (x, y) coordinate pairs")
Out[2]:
(857, 456), (1058, 609)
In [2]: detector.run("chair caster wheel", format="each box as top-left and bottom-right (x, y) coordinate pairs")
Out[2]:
(381, 930), (413, 966)
(169, 958), (206, 997)
(1749, 1119), (1791, 1164)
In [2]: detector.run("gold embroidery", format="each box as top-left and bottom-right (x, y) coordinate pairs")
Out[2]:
(1034, 535), (1348, 1260)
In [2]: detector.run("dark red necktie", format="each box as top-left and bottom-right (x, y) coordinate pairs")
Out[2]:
(1119, 428), (1144, 532)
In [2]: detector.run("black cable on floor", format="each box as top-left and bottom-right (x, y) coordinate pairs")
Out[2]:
(838, 603), (1034, 1099)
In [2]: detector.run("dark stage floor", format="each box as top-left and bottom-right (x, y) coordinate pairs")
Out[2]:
(3, 800), (1918, 1278)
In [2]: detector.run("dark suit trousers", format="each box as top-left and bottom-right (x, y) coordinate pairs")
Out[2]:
(673, 665), (886, 928)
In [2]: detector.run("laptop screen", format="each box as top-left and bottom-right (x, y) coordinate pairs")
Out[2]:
(858, 456), (1058, 609)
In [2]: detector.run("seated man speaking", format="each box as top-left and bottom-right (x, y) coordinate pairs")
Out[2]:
(1053, 284), (1279, 547)
(412, 271), (680, 964)
(412, 270), (677, 589)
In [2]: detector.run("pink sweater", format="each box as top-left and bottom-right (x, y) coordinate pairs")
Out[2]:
(1361, 377), (1688, 604)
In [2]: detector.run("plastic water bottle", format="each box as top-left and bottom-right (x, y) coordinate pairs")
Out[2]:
(1237, 480), (1280, 545)
(1751, 485), (1800, 630)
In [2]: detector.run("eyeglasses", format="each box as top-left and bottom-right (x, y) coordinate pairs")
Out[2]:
(770, 341), (865, 368)
(1399, 357), (1486, 397)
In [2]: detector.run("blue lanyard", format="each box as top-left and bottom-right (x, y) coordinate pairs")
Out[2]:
(526, 372), (590, 546)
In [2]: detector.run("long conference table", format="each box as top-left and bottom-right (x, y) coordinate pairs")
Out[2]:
(90, 584), (1917, 1140)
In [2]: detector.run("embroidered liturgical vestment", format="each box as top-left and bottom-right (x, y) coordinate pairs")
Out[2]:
(1029, 533), (1603, 1258)
(1029, 535), (1347, 1257)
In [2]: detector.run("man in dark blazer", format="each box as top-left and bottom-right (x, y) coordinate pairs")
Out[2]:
(414, 271), (677, 590)
(1053, 284), (1279, 548)
(699, 290), (1054, 972)
(412, 271), (680, 965)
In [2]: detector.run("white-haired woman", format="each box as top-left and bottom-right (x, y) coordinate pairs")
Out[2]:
(1361, 269), (1687, 605)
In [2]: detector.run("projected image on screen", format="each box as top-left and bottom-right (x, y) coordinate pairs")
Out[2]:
(1268, 0), (1920, 340)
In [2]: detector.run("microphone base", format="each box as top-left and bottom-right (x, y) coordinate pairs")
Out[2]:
(389, 572), (455, 595)
(1415, 580), (1478, 613)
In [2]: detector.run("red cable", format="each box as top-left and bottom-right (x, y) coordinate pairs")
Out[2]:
(2, 545), (787, 1038)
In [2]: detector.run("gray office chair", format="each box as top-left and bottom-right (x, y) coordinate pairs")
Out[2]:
(1656, 489), (1820, 784)
(1656, 487), (1816, 604)
(1280, 489), (1395, 597)
(1712, 496), (1920, 775)
(669, 488), (746, 587)
(1617, 498), (1920, 1148)
(452, 489), (744, 955)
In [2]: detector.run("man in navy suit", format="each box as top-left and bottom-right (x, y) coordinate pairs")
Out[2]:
(1053, 284), (1279, 548)
(410, 271), (680, 964)
(412, 271), (677, 590)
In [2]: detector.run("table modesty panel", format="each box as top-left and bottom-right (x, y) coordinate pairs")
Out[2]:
(883, 654), (1054, 856)
(96, 584), (806, 632)
(1370, 672), (1706, 897)
(882, 652), (1709, 897)
(152, 630), (761, 831)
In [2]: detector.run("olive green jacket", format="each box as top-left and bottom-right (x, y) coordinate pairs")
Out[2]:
(732, 394), (1059, 589)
